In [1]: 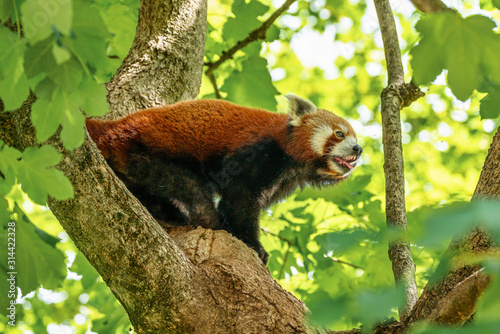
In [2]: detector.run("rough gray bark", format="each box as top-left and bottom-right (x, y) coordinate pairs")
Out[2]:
(373, 0), (419, 320)
(105, 0), (207, 116)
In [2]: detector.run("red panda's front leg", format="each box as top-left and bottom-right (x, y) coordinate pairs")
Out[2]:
(217, 189), (268, 264)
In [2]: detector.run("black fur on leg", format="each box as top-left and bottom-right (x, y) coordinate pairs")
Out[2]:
(117, 146), (221, 229)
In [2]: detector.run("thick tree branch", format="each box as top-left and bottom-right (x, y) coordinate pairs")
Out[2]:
(373, 0), (421, 320)
(204, 0), (296, 96)
(474, 126), (500, 200)
(427, 269), (492, 324)
(404, 127), (500, 329)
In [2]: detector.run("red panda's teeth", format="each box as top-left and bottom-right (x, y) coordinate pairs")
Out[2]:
(342, 156), (357, 163)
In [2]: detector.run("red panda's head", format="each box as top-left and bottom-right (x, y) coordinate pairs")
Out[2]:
(285, 94), (362, 181)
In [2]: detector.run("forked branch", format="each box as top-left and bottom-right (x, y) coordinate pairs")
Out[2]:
(373, 0), (422, 320)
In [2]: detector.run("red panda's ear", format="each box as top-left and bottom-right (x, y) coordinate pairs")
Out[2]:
(285, 94), (317, 126)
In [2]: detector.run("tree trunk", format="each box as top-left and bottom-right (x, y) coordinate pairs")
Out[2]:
(105, 0), (207, 116)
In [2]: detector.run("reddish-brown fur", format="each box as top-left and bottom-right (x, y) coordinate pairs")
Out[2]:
(86, 100), (296, 170)
(86, 99), (357, 175)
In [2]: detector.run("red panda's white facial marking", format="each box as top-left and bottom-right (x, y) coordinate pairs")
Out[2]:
(310, 124), (334, 155)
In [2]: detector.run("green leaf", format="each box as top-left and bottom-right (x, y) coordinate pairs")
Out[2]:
(308, 294), (349, 327)
(0, 189), (9, 226)
(265, 24), (280, 42)
(17, 145), (74, 204)
(295, 173), (373, 206)
(0, 62), (29, 111)
(24, 38), (57, 78)
(353, 287), (403, 327)
(48, 57), (83, 92)
(52, 42), (71, 65)
(31, 85), (86, 149)
(0, 0), (12, 21)
(222, 0), (269, 45)
(21, 0), (73, 43)
(60, 102), (86, 150)
(72, 0), (110, 40)
(221, 53), (279, 110)
(411, 12), (500, 101)
(0, 141), (22, 188)
(409, 41), (444, 85)
(101, 4), (137, 60)
(90, 287), (131, 334)
(316, 229), (378, 255)
(0, 0), (22, 22)
(13, 204), (67, 293)
(0, 27), (25, 77)
(31, 93), (64, 143)
(479, 88), (500, 119)
(0, 212), (13, 315)
(69, 0), (112, 72)
(79, 76), (109, 116)
(422, 201), (500, 247)
(72, 252), (99, 290)
(476, 269), (500, 323)
(0, 28), (29, 110)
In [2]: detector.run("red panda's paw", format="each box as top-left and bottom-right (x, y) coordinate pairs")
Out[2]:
(254, 242), (269, 265)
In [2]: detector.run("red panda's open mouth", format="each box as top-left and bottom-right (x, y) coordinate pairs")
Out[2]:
(333, 156), (358, 170)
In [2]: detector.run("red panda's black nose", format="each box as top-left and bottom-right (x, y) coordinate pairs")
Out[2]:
(353, 144), (363, 155)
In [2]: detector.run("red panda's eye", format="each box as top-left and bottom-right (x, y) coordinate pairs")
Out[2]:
(336, 131), (344, 138)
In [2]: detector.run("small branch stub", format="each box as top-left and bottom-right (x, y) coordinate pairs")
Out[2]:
(398, 82), (426, 108)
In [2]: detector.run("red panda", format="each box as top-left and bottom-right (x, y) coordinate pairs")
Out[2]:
(86, 95), (362, 264)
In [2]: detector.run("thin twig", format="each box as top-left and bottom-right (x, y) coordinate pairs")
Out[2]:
(261, 227), (293, 245)
(205, 0), (295, 75)
(330, 257), (364, 270)
(204, 0), (296, 96)
(279, 243), (291, 280)
(207, 71), (222, 99)
(260, 227), (293, 280)
(373, 0), (418, 321)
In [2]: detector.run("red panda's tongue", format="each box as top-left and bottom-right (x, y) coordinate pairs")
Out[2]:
(334, 157), (355, 170)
